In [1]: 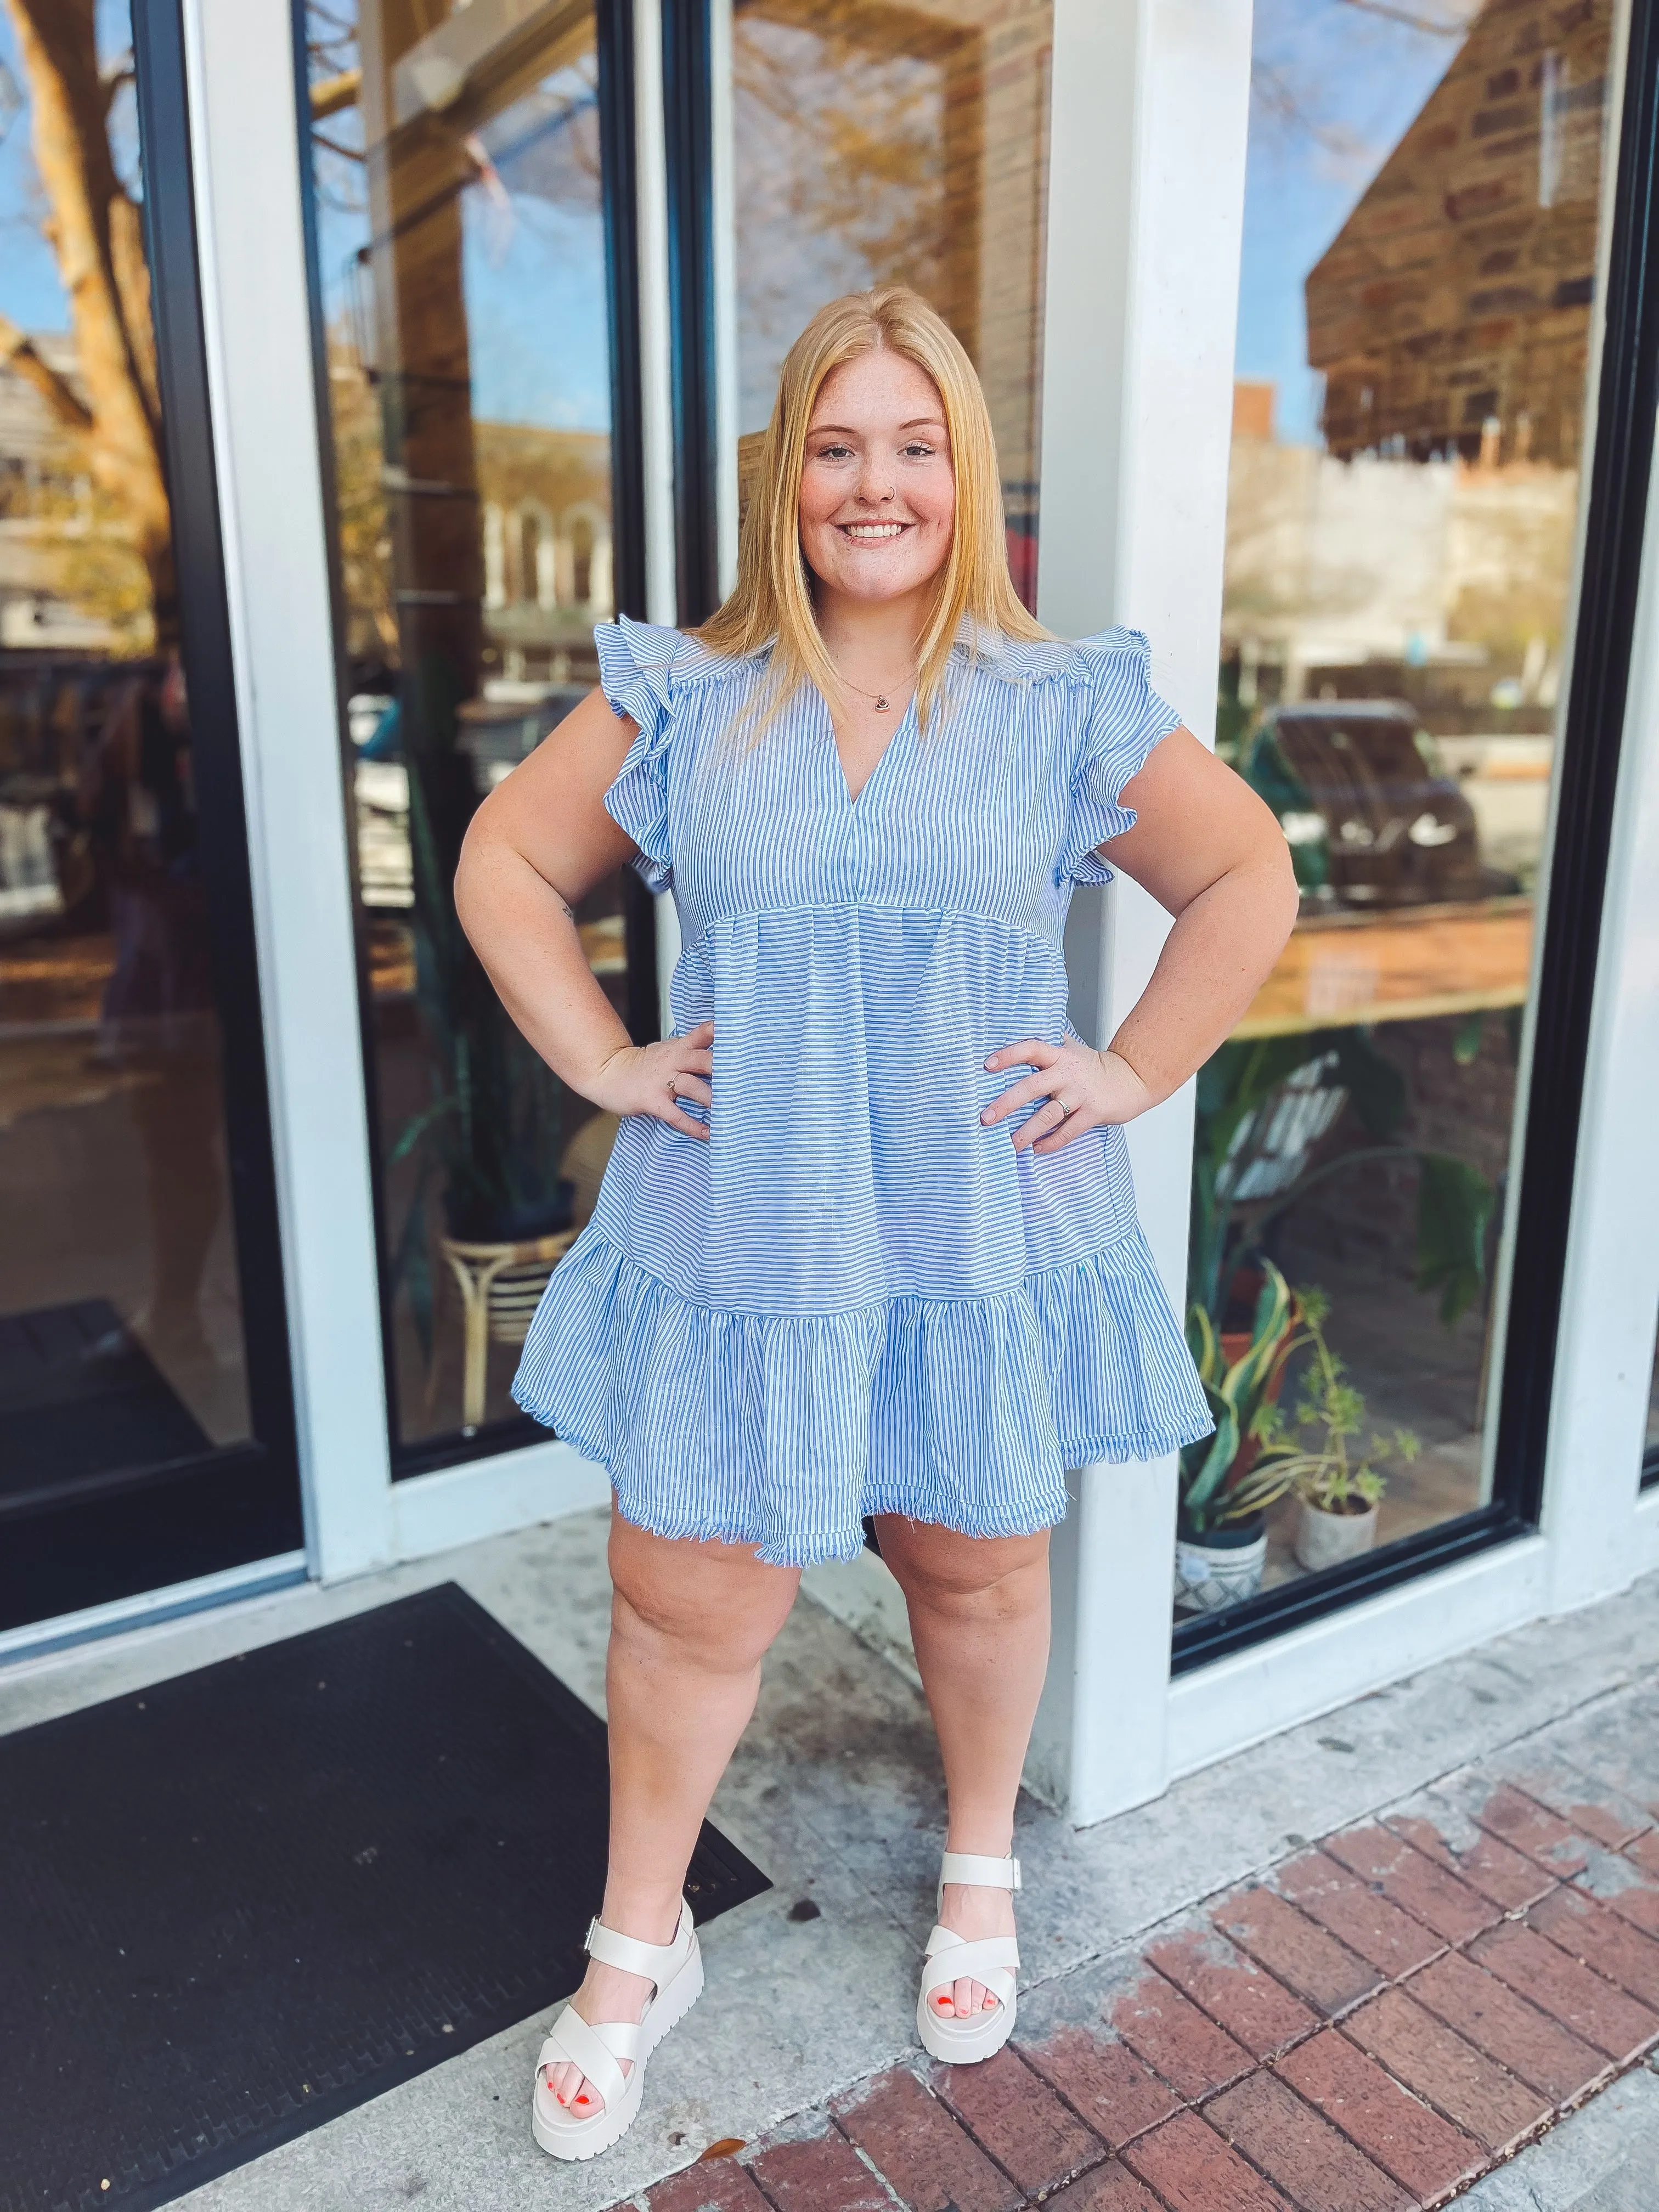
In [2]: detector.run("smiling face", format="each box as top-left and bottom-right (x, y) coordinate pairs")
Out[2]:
(797, 347), (956, 611)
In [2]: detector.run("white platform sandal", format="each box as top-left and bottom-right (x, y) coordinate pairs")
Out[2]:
(916, 1850), (1021, 2064)
(531, 1900), (703, 2160)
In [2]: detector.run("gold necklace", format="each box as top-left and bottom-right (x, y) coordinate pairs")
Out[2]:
(834, 663), (917, 714)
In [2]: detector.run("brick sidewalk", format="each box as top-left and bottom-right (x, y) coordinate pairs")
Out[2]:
(617, 1718), (1659, 2212)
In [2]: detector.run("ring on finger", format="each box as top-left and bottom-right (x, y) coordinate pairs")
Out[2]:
(1053, 1096), (1071, 1115)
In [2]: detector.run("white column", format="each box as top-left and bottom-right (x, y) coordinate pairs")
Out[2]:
(183, 0), (394, 1579)
(1034, 0), (1252, 1823)
(1542, 422), (1659, 1609)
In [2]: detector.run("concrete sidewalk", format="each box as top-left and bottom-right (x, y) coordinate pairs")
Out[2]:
(7, 1507), (1656, 2212)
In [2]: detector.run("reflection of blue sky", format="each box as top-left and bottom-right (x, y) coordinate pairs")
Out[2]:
(461, 172), (610, 431)
(1, 0), (137, 332)
(1239, 0), (1477, 443)
(315, 64), (610, 433)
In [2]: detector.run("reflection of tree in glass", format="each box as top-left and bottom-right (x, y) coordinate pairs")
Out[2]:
(1, 0), (173, 641)
(465, 63), (601, 276)
(735, 15), (944, 422)
(326, 329), (397, 662)
(307, 2), (368, 227)
(478, 63), (601, 208)
(1248, 0), (1479, 173)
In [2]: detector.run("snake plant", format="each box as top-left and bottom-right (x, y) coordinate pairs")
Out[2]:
(1179, 1259), (1302, 1534)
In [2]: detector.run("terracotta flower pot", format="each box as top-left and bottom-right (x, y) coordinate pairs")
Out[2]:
(1293, 1496), (1380, 1573)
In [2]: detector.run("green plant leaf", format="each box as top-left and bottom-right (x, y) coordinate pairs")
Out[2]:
(392, 1160), (436, 1367)
(387, 1090), (456, 1171)
(1453, 1009), (1485, 1065)
(1186, 1301), (1220, 1383)
(1414, 1152), (1496, 1325)
(1181, 1403), (1241, 1526)
(1330, 1028), (1407, 1139)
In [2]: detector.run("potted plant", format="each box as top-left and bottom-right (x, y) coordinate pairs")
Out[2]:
(1246, 1288), (1421, 1573)
(1176, 1261), (1301, 1612)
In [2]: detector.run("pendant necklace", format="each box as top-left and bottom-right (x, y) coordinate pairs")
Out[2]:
(836, 665), (916, 714)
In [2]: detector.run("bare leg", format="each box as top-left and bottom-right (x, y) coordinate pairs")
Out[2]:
(545, 1509), (800, 2114)
(873, 1519), (1051, 2021)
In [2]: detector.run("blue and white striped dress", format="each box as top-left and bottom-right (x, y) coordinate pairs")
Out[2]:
(514, 614), (1213, 1565)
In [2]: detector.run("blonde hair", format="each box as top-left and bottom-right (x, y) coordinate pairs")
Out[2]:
(697, 286), (1048, 736)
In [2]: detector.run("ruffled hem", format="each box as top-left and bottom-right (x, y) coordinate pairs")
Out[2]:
(512, 1227), (1213, 1568)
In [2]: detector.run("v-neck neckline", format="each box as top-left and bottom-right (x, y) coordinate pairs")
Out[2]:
(826, 692), (916, 811)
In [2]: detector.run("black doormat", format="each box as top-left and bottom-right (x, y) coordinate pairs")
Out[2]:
(0, 1583), (769, 2212)
(0, 1299), (211, 1504)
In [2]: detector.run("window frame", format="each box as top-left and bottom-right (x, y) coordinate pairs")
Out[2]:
(1171, 0), (1659, 1670)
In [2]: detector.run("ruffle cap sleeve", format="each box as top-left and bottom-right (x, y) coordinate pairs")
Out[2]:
(595, 613), (682, 891)
(1060, 627), (1184, 887)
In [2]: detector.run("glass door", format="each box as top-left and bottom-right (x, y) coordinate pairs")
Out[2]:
(300, 0), (653, 1468)
(0, 0), (301, 1629)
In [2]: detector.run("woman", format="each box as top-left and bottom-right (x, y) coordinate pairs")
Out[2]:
(455, 286), (1297, 2162)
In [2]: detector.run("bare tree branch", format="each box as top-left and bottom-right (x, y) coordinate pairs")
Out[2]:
(1335, 0), (1470, 35)
(312, 66), (362, 119)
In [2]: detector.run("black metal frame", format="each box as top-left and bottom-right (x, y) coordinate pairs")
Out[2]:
(661, 0), (721, 624)
(600, 0), (649, 626)
(290, 0), (656, 1479)
(0, 0), (307, 1632)
(597, 0), (667, 1048)
(1174, 0), (1659, 1673)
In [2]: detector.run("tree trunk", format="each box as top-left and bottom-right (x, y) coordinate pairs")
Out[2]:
(3, 0), (176, 642)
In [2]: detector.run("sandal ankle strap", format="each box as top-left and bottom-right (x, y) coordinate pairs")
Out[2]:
(583, 1900), (691, 1978)
(939, 1850), (1022, 1891)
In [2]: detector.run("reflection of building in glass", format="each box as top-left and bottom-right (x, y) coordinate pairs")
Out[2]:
(1223, 387), (1578, 735)
(0, 338), (151, 656)
(1306, 0), (1610, 467)
(476, 423), (612, 681)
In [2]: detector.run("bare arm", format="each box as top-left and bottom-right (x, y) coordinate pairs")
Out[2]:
(983, 729), (1299, 1150)
(1097, 728), (1301, 1104)
(453, 686), (715, 1141)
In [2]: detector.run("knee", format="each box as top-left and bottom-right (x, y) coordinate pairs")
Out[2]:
(609, 1526), (796, 1675)
(878, 1523), (1049, 1624)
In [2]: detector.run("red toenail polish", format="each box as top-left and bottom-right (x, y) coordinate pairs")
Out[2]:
(576, 2095), (589, 2107)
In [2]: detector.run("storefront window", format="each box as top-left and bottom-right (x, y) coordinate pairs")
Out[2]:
(303, 0), (640, 1459)
(731, 0), (1052, 603)
(1176, 0), (1620, 1618)
(0, 1), (254, 1477)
